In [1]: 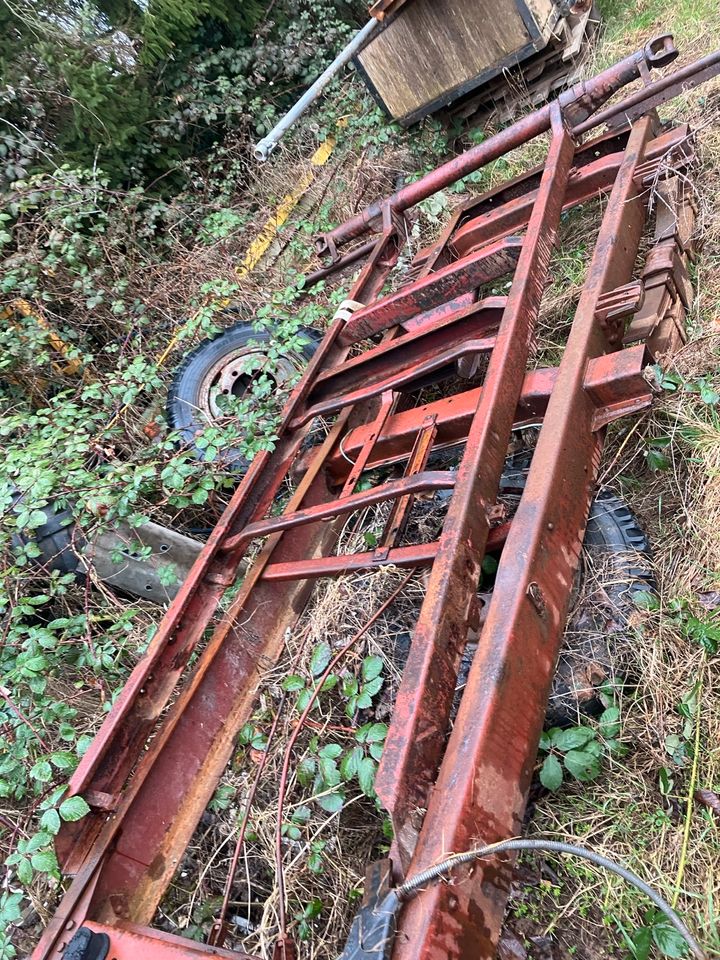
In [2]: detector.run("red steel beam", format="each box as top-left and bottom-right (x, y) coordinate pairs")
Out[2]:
(220, 471), (456, 553)
(33, 231), (406, 959)
(262, 541), (440, 581)
(81, 922), (252, 960)
(375, 107), (577, 868)
(310, 296), (504, 400)
(392, 117), (656, 960)
(259, 521), (515, 583)
(338, 236), (521, 345)
(319, 345), (651, 482)
(450, 124), (693, 258)
(291, 334), (498, 428)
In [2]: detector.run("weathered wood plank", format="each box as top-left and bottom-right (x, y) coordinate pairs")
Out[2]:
(357, 0), (532, 118)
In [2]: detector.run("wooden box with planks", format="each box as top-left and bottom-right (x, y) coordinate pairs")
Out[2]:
(356, 0), (597, 125)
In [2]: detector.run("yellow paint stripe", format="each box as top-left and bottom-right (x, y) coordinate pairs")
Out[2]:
(235, 129), (340, 280)
(5, 299), (83, 376)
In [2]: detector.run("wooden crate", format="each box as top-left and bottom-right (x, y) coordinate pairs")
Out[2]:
(355, 0), (570, 125)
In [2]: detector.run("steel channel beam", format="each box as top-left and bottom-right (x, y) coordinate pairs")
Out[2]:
(318, 346), (650, 482)
(261, 541), (441, 580)
(291, 334), (498, 428)
(338, 237), (521, 345)
(80, 921), (253, 960)
(450, 125), (693, 258)
(393, 118), (656, 960)
(220, 471), (457, 553)
(260, 522), (513, 583)
(310, 296), (505, 400)
(375, 107), (577, 868)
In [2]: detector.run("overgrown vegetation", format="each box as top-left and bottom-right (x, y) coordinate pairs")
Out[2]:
(1, 0), (720, 957)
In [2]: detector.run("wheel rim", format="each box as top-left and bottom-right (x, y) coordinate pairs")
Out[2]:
(197, 346), (303, 422)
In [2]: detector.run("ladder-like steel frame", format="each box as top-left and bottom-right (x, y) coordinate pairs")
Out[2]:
(33, 35), (720, 960)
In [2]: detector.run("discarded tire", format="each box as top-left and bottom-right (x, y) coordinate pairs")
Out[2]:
(10, 491), (84, 577)
(167, 316), (320, 471)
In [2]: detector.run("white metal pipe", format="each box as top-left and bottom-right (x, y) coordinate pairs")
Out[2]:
(253, 17), (380, 162)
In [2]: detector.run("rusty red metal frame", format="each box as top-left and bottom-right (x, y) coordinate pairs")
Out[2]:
(33, 36), (718, 960)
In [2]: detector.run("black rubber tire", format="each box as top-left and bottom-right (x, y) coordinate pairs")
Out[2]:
(167, 316), (320, 472)
(499, 452), (655, 727)
(11, 490), (84, 577)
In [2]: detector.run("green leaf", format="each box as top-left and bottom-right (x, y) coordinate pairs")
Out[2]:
(359, 722), (387, 744)
(362, 656), (383, 682)
(50, 751), (77, 770)
(318, 743), (342, 760)
(357, 757), (378, 797)
(281, 674), (305, 692)
(318, 758), (340, 788)
(551, 727), (595, 752)
(296, 688), (313, 713)
(30, 760), (53, 783)
(291, 805), (312, 824)
(563, 749), (601, 782)
(310, 642), (331, 677)
(362, 675), (383, 697)
(599, 707), (621, 739)
(631, 925), (652, 960)
(31, 849), (59, 875)
(297, 758), (316, 787)
(26, 832), (52, 853)
(658, 767), (674, 796)
(41, 808), (61, 836)
(340, 746), (363, 781)
(539, 754), (563, 791)
(633, 589), (659, 611)
(16, 857), (32, 885)
(342, 676), (359, 698)
(651, 923), (689, 957)
(59, 795), (90, 822)
(307, 851), (324, 873)
(317, 790), (344, 813)
(700, 384), (720, 405)
(538, 731), (553, 751)
(647, 446), (670, 471)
